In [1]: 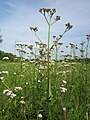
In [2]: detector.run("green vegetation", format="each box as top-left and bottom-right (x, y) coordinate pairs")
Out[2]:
(0, 59), (90, 120)
(0, 30), (3, 44)
(0, 51), (16, 61)
(0, 8), (90, 120)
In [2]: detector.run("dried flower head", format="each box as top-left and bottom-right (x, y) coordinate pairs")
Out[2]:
(55, 16), (61, 21)
(80, 49), (85, 53)
(66, 45), (68, 48)
(29, 27), (38, 32)
(80, 41), (86, 45)
(35, 41), (39, 45)
(50, 8), (56, 16)
(39, 8), (56, 16)
(75, 44), (78, 49)
(69, 43), (75, 48)
(58, 42), (63, 46)
(53, 35), (56, 38)
(66, 22), (73, 30)
(45, 8), (51, 13)
(52, 8), (56, 13)
(27, 45), (34, 50)
(16, 43), (27, 47)
(61, 50), (64, 53)
(86, 34), (90, 37)
(39, 8), (46, 15)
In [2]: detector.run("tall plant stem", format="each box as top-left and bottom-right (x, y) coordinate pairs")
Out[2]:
(55, 42), (58, 83)
(35, 32), (43, 43)
(56, 42), (58, 62)
(86, 38), (89, 58)
(47, 16), (52, 119)
(86, 112), (89, 120)
(2, 82), (9, 89)
(70, 47), (72, 60)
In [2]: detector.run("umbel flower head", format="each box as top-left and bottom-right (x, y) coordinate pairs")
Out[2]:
(29, 27), (38, 32)
(69, 42), (75, 48)
(58, 42), (63, 46)
(55, 16), (61, 21)
(86, 34), (90, 37)
(3, 89), (16, 99)
(27, 44), (34, 50)
(80, 41), (86, 45)
(39, 8), (56, 16)
(86, 33), (90, 40)
(66, 22), (73, 30)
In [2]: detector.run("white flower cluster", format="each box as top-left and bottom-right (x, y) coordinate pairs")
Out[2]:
(0, 76), (4, 81)
(14, 87), (22, 91)
(19, 96), (26, 105)
(2, 71), (9, 74)
(63, 107), (66, 111)
(60, 80), (67, 93)
(20, 100), (26, 105)
(37, 113), (43, 118)
(2, 57), (9, 60)
(3, 89), (16, 99)
(60, 87), (67, 93)
(62, 80), (67, 84)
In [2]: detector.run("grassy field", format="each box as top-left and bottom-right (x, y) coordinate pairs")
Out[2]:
(0, 59), (90, 120)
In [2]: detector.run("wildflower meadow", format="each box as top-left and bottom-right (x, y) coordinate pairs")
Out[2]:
(0, 8), (90, 120)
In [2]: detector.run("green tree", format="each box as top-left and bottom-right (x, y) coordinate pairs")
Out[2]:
(0, 29), (3, 43)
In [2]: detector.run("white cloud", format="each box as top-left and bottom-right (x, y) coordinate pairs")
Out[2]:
(4, 1), (17, 8)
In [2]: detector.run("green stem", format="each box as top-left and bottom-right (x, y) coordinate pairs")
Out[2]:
(70, 47), (72, 60)
(55, 42), (58, 83)
(86, 38), (89, 58)
(56, 42), (58, 62)
(55, 42), (58, 101)
(86, 112), (89, 120)
(2, 82), (10, 89)
(50, 29), (67, 50)
(35, 32), (43, 43)
(47, 16), (52, 120)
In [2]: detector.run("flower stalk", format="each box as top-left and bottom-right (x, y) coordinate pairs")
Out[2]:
(86, 34), (90, 58)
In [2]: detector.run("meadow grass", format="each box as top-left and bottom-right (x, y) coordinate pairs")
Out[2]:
(0, 59), (90, 120)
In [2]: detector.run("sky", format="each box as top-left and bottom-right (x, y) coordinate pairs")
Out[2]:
(0, 0), (90, 57)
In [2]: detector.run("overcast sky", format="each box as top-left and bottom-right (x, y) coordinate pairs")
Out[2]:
(0, 0), (90, 57)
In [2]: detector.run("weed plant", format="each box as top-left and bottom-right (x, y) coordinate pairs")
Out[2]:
(0, 8), (90, 120)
